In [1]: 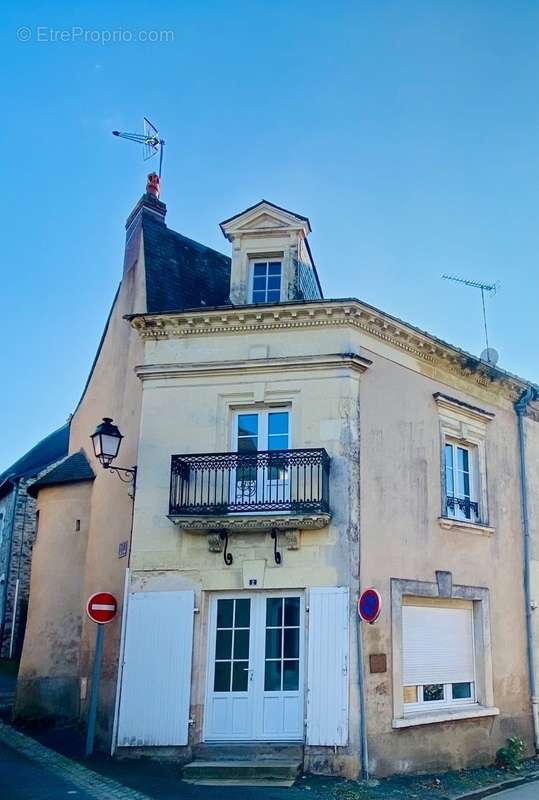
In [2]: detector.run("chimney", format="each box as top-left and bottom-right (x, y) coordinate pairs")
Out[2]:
(123, 173), (167, 274)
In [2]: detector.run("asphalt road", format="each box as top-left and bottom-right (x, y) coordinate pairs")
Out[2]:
(0, 738), (97, 800)
(495, 784), (539, 799)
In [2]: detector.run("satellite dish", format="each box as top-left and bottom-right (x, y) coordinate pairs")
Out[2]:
(480, 347), (499, 366)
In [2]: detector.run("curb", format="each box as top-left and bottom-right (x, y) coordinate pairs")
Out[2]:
(453, 770), (539, 799)
(0, 721), (153, 800)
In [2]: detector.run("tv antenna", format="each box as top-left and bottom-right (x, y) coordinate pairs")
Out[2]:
(112, 118), (165, 177)
(442, 274), (500, 365)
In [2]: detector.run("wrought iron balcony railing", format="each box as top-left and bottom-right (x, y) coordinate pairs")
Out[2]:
(446, 495), (479, 520)
(169, 448), (330, 517)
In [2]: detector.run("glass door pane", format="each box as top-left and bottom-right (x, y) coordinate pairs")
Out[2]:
(214, 598), (251, 692)
(267, 412), (290, 503)
(264, 597), (300, 692)
(234, 414), (259, 506)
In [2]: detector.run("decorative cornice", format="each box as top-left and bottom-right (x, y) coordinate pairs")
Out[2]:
(167, 513), (331, 531)
(128, 300), (529, 402)
(433, 392), (495, 424)
(136, 352), (371, 381)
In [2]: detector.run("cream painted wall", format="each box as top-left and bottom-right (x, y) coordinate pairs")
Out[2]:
(130, 323), (364, 774)
(129, 307), (535, 777)
(358, 348), (531, 775)
(523, 414), (539, 740)
(18, 224), (147, 735)
(15, 482), (92, 718)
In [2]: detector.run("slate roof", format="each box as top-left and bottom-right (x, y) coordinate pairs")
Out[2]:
(27, 450), (95, 499)
(0, 424), (70, 497)
(142, 213), (231, 313)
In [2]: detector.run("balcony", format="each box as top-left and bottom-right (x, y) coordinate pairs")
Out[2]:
(445, 495), (479, 521)
(168, 448), (330, 531)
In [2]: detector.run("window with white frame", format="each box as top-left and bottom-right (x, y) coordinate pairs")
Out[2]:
(402, 603), (476, 713)
(434, 393), (494, 529)
(251, 260), (282, 304)
(444, 441), (479, 522)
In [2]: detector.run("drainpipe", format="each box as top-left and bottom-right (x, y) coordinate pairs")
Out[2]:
(515, 386), (539, 752)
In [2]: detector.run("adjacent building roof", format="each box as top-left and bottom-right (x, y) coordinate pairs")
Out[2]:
(27, 451), (95, 499)
(0, 424), (70, 498)
(143, 213), (231, 313)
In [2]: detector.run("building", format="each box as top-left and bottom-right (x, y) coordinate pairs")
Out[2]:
(0, 424), (69, 659)
(17, 176), (539, 778)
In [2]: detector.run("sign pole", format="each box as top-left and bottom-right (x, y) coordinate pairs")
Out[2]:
(356, 612), (369, 781)
(356, 587), (382, 781)
(85, 622), (105, 758)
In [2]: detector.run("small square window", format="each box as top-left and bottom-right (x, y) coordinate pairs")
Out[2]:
(250, 261), (282, 304)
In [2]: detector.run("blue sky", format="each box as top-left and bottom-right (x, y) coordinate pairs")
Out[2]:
(1, 1), (538, 471)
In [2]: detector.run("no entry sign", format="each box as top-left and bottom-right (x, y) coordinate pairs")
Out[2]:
(86, 592), (117, 625)
(358, 588), (382, 624)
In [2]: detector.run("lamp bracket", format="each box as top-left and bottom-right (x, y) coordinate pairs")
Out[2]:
(105, 465), (137, 489)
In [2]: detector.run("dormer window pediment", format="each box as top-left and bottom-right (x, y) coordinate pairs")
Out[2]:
(220, 200), (322, 306)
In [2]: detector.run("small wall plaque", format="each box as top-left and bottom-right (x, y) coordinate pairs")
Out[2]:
(369, 653), (387, 674)
(118, 540), (128, 559)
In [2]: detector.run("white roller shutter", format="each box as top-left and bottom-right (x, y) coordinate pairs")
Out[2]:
(402, 605), (474, 686)
(306, 587), (349, 746)
(117, 590), (194, 747)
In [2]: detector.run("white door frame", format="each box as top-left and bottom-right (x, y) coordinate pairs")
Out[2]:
(203, 591), (305, 742)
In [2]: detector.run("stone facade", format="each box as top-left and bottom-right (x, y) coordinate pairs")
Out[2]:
(0, 453), (67, 659)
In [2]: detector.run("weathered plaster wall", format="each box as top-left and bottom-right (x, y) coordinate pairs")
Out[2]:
(17, 223), (147, 738)
(15, 482), (91, 719)
(127, 308), (534, 777)
(523, 413), (539, 739)
(68, 238), (146, 738)
(358, 349), (531, 775)
(129, 323), (365, 776)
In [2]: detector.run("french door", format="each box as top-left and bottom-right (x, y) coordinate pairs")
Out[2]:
(204, 593), (304, 741)
(231, 409), (290, 508)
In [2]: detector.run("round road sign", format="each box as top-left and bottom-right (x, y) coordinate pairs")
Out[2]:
(86, 592), (117, 624)
(358, 588), (382, 624)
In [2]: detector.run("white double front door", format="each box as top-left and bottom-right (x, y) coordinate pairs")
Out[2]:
(204, 593), (304, 741)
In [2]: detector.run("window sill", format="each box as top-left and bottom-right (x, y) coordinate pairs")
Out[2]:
(393, 705), (499, 729)
(438, 517), (495, 536)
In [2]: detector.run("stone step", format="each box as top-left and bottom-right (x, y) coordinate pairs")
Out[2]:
(194, 741), (304, 761)
(182, 758), (302, 786)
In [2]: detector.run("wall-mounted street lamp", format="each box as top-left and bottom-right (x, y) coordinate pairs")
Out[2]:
(90, 418), (137, 490)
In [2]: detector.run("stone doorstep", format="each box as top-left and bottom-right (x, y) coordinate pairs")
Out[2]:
(193, 741), (304, 761)
(453, 770), (539, 800)
(182, 758), (302, 786)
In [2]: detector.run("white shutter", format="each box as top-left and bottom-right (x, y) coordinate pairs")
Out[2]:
(306, 586), (349, 746)
(117, 590), (194, 747)
(402, 605), (474, 686)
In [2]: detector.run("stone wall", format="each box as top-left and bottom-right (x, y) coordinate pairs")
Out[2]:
(0, 459), (66, 660)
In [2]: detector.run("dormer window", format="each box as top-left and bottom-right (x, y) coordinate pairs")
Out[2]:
(220, 200), (323, 306)
(251, 260), (282, 304)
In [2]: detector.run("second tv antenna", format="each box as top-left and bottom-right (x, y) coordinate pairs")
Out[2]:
(112, 117), (165, 177)
(442, 274), (500, 365)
